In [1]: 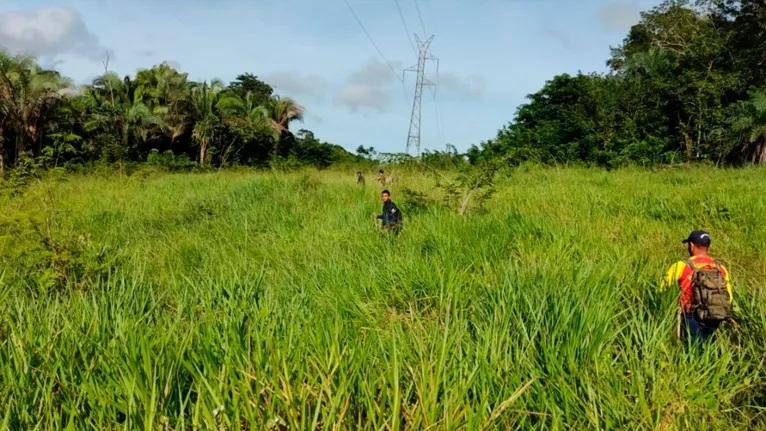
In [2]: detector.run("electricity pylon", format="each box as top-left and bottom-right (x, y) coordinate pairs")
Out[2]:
(404, 34), (437, 156)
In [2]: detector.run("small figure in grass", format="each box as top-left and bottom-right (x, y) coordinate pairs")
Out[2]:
(356, 171), (365, 185)
(372, 189), (402, 235)
(376, 169), (399, 185)
(660, 230), (734, 351)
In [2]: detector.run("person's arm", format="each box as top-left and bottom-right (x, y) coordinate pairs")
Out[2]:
(390, 203), (401, 223)
(381, 205), (390, 224)
(660, 261), (685, 293)
(377, 204), (385, 221)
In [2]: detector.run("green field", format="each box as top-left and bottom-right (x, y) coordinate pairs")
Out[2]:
(1, 167), (765, 430)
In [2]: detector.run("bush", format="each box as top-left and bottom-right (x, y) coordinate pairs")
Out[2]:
(146, 149), (197, 171)
(0, 207), (124, 294)
(400, 187), (431, 214)
(436, 161), (501, 215)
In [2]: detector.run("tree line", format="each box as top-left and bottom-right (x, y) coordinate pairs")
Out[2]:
(4, 0), (765, 175)
(469, 0), (766, 167)
(0, 53), (357, 175)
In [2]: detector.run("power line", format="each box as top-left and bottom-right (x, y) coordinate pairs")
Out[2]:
(393, 0), (418, 58)
(343, 0), (402, 83)
(343, 0), (409, 109)
(414, 0), (428, 37)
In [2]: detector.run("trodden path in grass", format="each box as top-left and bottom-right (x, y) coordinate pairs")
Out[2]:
(1, 166), (765, 429)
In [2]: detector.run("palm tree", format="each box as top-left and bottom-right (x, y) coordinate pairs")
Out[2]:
(244, 92), (278, 138)
(218, 90), (279, 140)
(0, 51), (71, 168)
(82, 73), (160, 159)
(212, 90), (283, 165)
(267, 95), (305, 132)
(265, 95), (305, 156)
(621, 48), (673, 79)
(0, 50), (11, 172)
(135, 63), (189, 145)
(0, 124), (4, 172)
(729, 91), (766, 164)
(178, 79), (239, 164)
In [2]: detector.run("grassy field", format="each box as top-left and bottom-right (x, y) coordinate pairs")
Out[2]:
(1, 166), (765, 430)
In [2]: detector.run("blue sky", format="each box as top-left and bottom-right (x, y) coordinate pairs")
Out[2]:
(0, 0), (660, 154)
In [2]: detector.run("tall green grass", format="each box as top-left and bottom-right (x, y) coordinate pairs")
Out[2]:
(1, 166), (765, 429)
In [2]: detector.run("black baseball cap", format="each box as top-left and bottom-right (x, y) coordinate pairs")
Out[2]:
(682, 230), (711, 246)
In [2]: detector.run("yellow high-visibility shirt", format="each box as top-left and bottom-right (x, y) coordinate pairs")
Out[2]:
(660, 256), (732, 312)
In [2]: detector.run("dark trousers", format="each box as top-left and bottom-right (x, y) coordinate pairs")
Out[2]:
(382, 224), (400, 236)
(681, 312), (720, 353)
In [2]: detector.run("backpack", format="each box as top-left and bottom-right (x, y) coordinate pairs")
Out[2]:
(685, 259), (732, 323)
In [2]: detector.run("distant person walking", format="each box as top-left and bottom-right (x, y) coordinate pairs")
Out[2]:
(372, 190), (402, 235)
(375, 169), (399, 185)
(356, 171), (365, 185)
(660, 230), (733, 350)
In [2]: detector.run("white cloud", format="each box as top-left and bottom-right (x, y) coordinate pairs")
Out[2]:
(334, 84), (390, 113)
(348, 59), (402, 86)
(436, 72), (486, 100)
(264, 71), (331, 100)
(334, 58), (402, 113)
(0, 6), (108, 61)
(334, 58), (484, 112)
(598, 2), (642, 32)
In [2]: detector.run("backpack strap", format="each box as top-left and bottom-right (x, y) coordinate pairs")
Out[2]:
(711, 258), (727, 280)
(684, 258), (697, 272)
(684, 258), (702, 317)
(691, 257), (719, 271)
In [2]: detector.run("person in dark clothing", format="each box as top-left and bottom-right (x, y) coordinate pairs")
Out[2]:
(372, 190), (402, 234)
(356, 171), (365, 185)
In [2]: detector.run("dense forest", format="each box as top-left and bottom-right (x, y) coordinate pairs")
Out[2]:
(2, 0), (766, 175)
(469, 0), (766, 167)
(0, 55), (356, 175)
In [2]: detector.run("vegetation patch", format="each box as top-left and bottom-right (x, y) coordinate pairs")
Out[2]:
(0, 168), (763, 429)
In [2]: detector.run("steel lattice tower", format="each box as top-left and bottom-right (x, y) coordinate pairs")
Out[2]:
(404, 34), (437, 156)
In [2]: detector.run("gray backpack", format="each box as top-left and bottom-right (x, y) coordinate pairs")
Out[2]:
(686, 259), (732, 322)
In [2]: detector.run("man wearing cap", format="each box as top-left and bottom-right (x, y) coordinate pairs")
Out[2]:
(660, 230), (733, 345)
(372, 189), (402, 235)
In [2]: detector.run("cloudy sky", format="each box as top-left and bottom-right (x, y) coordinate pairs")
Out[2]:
(0, 0), (660, 154)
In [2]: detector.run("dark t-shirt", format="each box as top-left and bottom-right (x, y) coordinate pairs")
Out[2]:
(377, 200), (402, 225)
